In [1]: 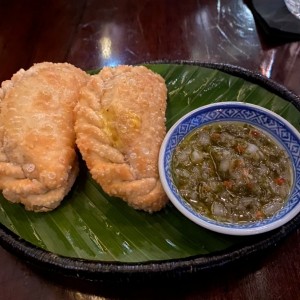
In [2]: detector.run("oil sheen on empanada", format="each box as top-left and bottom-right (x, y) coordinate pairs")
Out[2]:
(0, 62), (88, 211)
(75, 65), (168, 212)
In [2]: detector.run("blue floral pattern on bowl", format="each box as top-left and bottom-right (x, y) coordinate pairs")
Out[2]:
(159, 102), (300, 235)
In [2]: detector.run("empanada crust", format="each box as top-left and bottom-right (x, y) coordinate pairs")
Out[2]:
(0, 62), (88, 211)
(75, 65), (168, 212)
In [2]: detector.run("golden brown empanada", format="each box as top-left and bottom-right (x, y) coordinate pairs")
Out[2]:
(0, 62), (88, 211)
(75, 65), (168, 212)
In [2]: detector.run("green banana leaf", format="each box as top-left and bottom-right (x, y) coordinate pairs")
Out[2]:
(0, 63), (299, 263)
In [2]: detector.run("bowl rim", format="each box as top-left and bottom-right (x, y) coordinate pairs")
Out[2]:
(159, 101), (300, 236)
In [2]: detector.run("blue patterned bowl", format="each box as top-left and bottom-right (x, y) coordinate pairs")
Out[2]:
(159, 102), (300, 235)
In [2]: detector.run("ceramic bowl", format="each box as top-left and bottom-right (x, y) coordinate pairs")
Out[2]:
(159, 102), (300, 235)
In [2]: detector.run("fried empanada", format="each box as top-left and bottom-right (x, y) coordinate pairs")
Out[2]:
(0, 62), (88, 211)
(75, 65), (168, 212)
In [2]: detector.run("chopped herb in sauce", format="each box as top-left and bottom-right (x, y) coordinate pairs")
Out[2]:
(172, 122), (292, 223)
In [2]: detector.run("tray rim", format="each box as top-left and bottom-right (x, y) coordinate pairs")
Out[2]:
(0, 60), (299, 283)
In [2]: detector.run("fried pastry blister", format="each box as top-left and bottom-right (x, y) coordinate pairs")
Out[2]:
(75, 65), (168, 212)
(0, 62), (88, 211)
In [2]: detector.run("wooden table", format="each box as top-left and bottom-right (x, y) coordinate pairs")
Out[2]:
(1, 0), (300, 299)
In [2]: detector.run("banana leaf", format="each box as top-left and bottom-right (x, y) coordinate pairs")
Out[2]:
(0, 62), (299, 264)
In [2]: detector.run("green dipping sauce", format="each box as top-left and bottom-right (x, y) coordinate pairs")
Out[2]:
(172, 122), (293, 223)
